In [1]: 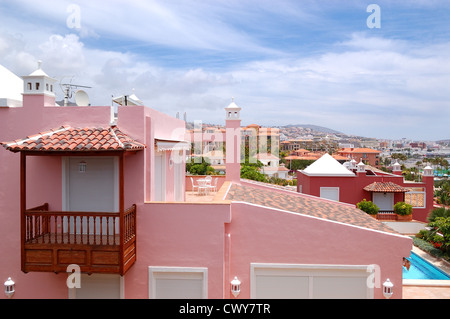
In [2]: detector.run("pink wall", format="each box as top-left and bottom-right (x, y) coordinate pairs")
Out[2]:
(117, 105), (186, 203)
(0, 101), (112, 298)
(0, 97), (186, 298)
(227, 201), (412, 299)
(225, 120), (241, 182)
(124, 202), (231, 298)
(297, 170), (434, 222)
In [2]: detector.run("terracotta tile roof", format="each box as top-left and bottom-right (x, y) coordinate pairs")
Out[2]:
(226, 183), (399, 234)
(363, 182), (410, 193)
(339, 148), (381, 154)
(1, 125), (145, 152)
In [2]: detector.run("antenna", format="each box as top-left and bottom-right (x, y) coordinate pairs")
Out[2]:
(74, 90), (90, 106)
(59, 79), (92, 106)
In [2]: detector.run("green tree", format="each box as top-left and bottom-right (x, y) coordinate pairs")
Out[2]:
(428, 207), (450, 223)
(391, 153), (407, 161)
(429, 217), (450, 253)
(435, 180), (450, 207)
(288, 159), (315, 171)
(186, 157), (216, 175)
(240, 164), (267, 182)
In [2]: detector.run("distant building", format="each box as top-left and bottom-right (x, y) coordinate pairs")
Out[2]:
(297, 154), (434, 222)
(252, 153), (289, 179)
(337, 147), (381, 168)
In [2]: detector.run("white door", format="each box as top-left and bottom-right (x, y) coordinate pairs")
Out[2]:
(148, 267), (208, 299)
(64, 157), (118, 234)
(154, 152), (166, 201)
(173, 150), (183, 202)
(320, 187), (339, 202)
(373, 193), (394, 211)
(251, 264), (373, 299)
(65, 157), (117, 212)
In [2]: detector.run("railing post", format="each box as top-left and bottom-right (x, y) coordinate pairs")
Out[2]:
(20, 152), (26, 271)
(119, 152), (125, 275)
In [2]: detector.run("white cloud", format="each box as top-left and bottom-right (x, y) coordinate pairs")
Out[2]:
(1, 2), (448, 140)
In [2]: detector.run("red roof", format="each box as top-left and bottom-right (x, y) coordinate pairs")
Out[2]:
(1, 125), (145, 152)
(363, 182), (410, 193)
(339, 148), (381, 154)
(226, 183), (398, 234)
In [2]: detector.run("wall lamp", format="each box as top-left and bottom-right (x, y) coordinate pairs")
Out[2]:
(4, 277), (15, 299)
(383, 278), (393, 299)
(231, 276), (241, 297)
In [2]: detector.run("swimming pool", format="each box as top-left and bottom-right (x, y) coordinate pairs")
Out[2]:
(403, 252), (450, 280)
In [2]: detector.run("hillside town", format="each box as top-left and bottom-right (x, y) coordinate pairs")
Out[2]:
(186, 121), (450, 181)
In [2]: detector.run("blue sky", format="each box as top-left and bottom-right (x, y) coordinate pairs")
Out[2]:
(0, 0), (449, 141)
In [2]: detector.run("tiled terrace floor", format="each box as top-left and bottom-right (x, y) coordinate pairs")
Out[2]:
(403, 286), (450, 299)
(185, 192), (217, 202)
(185, 181), (231, 203)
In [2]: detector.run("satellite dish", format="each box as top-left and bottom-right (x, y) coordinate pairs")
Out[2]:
(74, 90), (90, 106)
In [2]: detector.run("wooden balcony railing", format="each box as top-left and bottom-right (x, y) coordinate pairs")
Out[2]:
(22, 203), (137, 275)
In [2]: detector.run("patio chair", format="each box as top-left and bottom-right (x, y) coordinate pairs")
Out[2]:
(197, 179), (209, 195)
(208, 177), (218, 193)
(190, 177), (198, 194)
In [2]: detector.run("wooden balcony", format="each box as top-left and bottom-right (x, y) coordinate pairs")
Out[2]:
(22, 203), (136, 275)
(0, 128), (146, 276)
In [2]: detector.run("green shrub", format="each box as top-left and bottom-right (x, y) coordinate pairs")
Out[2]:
(427, 207), (450, 223)
(416, 229), (430, 240)
(356, 199), (379, 215)
(394, 201), (413, 216)
(428, 217), (450, 254)
(412, 237), (446, 259)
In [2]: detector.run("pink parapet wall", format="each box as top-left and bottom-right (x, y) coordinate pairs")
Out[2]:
(227, 201), (412, 299)
(123, 201), (231, 299)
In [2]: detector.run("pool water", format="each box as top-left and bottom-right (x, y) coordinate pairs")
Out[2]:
(403, 252), (450, 280)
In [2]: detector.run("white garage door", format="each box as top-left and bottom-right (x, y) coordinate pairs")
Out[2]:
(148, 267), (208, 299)
(251, 264), (373, 299)
(70, 274), (122, 299)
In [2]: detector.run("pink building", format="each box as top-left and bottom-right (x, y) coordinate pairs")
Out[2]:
(297, 154), (434, 223)
(0, 63), (412, 299)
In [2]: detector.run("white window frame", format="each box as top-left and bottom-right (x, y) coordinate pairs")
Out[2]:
(405, 189), (426, 208)
(320, 187), (340, 202)
(148, 266), (208, 299)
